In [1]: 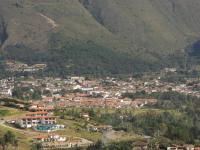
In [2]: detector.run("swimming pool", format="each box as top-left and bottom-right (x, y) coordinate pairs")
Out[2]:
(35, 124), (65, 132)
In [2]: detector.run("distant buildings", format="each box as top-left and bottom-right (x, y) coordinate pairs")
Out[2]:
(164, 68), (177, 73)
(4, 60), (47, 73)
(0, 78), (14, 97)
(28, 104), (54, 112)
(167, 144), (196, 150)
(87, 124), (113, 132)
(0, 87), (12, 97)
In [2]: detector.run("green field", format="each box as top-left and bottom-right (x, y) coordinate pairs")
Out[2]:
(0, 125), (32, 150)
(0, 106), (26, 117)
(56, 118), (102, 142)
(0, 106), (31, 149)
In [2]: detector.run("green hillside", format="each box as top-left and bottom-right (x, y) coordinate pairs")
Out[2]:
(0, 0), (200, 75)
(81, 0), (200, 53)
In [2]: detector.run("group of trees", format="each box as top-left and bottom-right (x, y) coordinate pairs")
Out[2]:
(56, 90), (200, 144)
(12, 87), (42, 100)
(93, 109), (200, 144)
(122, 90), (200, 111)
(0, 131), (18, 150)
(32, 140), (135, 150)
(71, 140), (133, 150)
(86, 140), (134, 150)
(116, 91), (200, 144)
(0, 31), (189, 77)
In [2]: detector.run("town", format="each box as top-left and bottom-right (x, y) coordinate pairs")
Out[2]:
(1, 67), (200, 149)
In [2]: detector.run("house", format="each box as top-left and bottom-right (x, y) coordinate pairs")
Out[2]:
(17, 116), (56, 128)
(41, 142), (70, 149)
(167, 144), (194, 150)
(183, 144), (194, 150)
(71, 77), (85, 83)
(28, 104), (54, 112)
(23, 66), (36, 72)
(81, 87), (94, 92)
(0, 87), (13, 97)
(68, 138), (83, 147)
(167, 146), (183, 150)
(35, 107), (54, 112)
(15, 103), (25, 109)
(164, 68), (177, 73)
(130, 98), (157, 108)
(73, 85), (82, 90)
(26, 111), (49, 117)
(33, 134), (66, 142)
(32, 64), (47, 70)
(39, 137), (89, 149)
(16, 111), (56, 128)
(132, 141), (148, 150)
(88, 124), (112, 132)
(88, 91), (103, 98)
(80, 113), (90, 121)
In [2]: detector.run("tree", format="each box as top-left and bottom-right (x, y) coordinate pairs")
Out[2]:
(88, 108), (95, 117)
(0, 137), (6, 150)
(31, 143), (42, 150)
(0, 131), (18, 150)
(87, 140), (103, 150)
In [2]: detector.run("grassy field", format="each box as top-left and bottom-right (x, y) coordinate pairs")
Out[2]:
(56, 117), (143, 143)
(0, 125), (32, 150)
(0, 106), (31, 149)
(54, 107), (183, 143)
(0, 106), (27, 118)
(56, 118), (102, 142)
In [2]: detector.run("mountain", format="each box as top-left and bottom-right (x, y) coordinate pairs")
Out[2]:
(1, 0), (200, 75)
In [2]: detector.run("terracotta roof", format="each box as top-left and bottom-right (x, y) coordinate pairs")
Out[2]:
(33, 135), (48, 139)
(21, 116), (56, 119)
(26, 111), (48, 116)
(35, 107), (54, 110)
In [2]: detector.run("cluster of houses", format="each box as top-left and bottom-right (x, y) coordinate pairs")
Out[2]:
(2, 75), (200, 113)
(33, 135), (92, 149)
(54, 97), (157, 109)
(167, 144), (200, 150)
(25, 93), (157, 110)
(127, 141), (200, 150)
(28, 104), (54, 112)
(4, 60), (46, 73)
(0, 78), (14, 97)
(2, 74), (200, 103)
(33, 136), (200, 150)
(2, 75), (200, 149)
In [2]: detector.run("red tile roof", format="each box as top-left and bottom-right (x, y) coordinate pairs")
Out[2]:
(26, 111), (48, 116)
(33, 135), (48, 139)
(21, 116), (56, 119)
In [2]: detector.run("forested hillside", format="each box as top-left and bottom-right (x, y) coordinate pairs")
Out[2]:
(1, 0), (200, 75)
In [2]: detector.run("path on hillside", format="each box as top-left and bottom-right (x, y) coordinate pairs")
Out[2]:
(0, 120), (46, 137)
(39, 13), (58, 28)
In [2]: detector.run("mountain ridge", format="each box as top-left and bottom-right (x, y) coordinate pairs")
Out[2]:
(0, 0), (200, 75)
